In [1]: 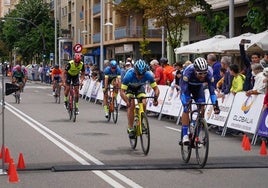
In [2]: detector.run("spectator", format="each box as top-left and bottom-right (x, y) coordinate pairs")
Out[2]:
(31, 64), (35, 80)
(121, 61), (132, 79)
(207, 53), (221, 88)
(245, 63), (266, 96)
(229, 64), (245, 95)
(260, 51), (268, 68)
(168, 62), (183, 100)
(38, 64), (44, 82)
(216, 67), (227, 92)
(217, 56), (233, 102)
(160, 57), (175, 85)
(150, 59), (166, 85)
(263, 67), (268, 109)
(239, 39), (261, 91)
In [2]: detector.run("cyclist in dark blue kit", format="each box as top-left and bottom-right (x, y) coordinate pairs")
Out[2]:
(180, 57), (220, 144)
(103, 60), (122, 118)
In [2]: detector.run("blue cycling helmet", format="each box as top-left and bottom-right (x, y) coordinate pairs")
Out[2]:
(134, 59), (147, 75)
(110, 60), (117, 68)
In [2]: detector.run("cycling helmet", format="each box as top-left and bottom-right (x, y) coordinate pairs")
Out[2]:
(21, 65), (25, 70)
(193, 57), (208, 72)
(16, 65), (21, 72)
(134, 59), (147, 75)
(110, 60), (117, 68)
(74, 53), (82, 62)
(54, 64), (59, 69)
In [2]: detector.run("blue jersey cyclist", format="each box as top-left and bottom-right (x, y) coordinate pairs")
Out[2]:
(120, 59), (160, 138)
(180, 57), (220, 144)
(103, 60), (122, 118)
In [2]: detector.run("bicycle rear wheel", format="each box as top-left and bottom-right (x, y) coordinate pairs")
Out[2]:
(73, 103), (77, 122)
(112, 98), (118, 124)
(195, 118), (209, 168)
(180, 130), (192, 163)
(140, 112), (150, 155)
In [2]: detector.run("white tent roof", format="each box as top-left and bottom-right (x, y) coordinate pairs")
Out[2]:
(174, 35), (227, 54)
(247, 30), (268, 52)
(214, 33), (255, 54)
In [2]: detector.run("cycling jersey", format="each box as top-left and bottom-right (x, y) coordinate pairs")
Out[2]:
(104, 66), (121, 77)
(65, 60), (85, 76)
(12, 71), (24, 83)
(121, 68), (157, 92)
(180, 64), (217, 107)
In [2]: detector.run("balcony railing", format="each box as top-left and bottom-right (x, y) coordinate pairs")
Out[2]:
(92, 27), (162, 43)
(114, 26), (162, 39)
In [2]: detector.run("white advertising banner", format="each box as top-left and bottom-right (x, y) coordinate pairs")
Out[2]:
(79, 78), (91, 96)
(161, 87), (182, 117)
(205, 93), (234, 127)
(146, 85), (169, 113)
(226, 92), (264, 134)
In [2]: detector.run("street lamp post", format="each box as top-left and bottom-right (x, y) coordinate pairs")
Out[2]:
(100, 0), (104, 71)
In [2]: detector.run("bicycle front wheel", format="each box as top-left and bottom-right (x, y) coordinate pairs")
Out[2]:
(180, 130), (192, 163)
(195, 118), (209, 168)
(140, 112), (150, 155)
(68, 96), (73, 120)
(112, 98), (118, 124)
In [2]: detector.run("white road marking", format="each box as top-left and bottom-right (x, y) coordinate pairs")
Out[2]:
(5, 102), (143, 188)
(165, 126), (181, 132)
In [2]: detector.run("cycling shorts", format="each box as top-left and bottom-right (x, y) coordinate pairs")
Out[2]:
(65, 74), (79, 86)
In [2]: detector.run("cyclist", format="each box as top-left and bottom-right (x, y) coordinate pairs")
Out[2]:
(51, 64), (63, 96)
(120, 59), (159, 138)
(11, 65), (25, 92)
(180, 57), (220, 144)
(103, 59), (121, 118)
(63, 53), (85, 114)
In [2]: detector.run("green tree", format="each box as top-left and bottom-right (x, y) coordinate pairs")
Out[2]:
(142, 0), (196, 61)
(195, 1), (229, 37)
(243, 0), (268, 33)
(0, 0), (55, 64)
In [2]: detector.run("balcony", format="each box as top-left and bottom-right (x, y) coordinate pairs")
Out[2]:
(114, 26), (162, 39)
(93, 3), (101, 15)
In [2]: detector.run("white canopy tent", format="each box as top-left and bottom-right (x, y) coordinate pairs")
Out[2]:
(247, 30), (268, 52)
(213, 33), (255, 54)
(174, 35), (227, 54)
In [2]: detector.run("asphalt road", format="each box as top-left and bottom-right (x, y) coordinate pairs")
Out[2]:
(0, 78), (268, 188)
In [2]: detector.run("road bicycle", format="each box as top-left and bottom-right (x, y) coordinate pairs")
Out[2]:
(67, 84), (77, 122)
(180, 99), (210, 168)
(14, 82), (23, 104)
(128, 94), (155, 155)
(106, 84), (119, 123)
(54, 81), (61, 104)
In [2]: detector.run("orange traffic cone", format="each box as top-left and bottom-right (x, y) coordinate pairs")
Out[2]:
(241, 134), (247, 149)
(8, 161), (19, 183)
(5, 147), (11, 163)
(17, 153), (26, 169)
(8, 158), (14, 175)
(244, 136), (251, 151)
(259, 140), (267, 156)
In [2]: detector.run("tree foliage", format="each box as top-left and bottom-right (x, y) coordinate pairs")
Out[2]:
(0, 0), (55, 64)
(243, 0), (268, 33)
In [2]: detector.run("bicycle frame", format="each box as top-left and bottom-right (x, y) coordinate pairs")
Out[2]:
(135, 99), (145, 136)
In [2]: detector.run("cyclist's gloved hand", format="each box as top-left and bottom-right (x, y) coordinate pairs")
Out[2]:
(213, 100), (220, 114)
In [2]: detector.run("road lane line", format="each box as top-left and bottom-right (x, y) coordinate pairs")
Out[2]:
(165, 126), (181, 132)
(5, 103), (142, 188)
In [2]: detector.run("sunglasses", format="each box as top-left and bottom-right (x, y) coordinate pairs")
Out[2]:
(196, 71), (208, 76)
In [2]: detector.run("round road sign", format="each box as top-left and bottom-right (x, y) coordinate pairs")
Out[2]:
(73, 43), (83, 53)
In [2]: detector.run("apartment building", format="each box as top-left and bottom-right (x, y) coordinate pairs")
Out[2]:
(0, 0), (19, 17)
